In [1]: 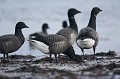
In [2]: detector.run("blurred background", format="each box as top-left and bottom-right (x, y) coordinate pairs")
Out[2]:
(0, 0), (120, 57)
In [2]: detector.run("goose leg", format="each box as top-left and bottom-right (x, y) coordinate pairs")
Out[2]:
(49, 54), (52, 63)
(2, 53), (8, 62)
(81, 48), (84, 60)
(3, 53), (5, 59)
(93, 47), (96, 58)
(93, 46), (96, 59)
(6, 53), (9, 61)
(54, 54), (58, 63)
(93, 46), (96, 55)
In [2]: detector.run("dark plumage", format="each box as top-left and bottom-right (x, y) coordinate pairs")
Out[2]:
(63, 46), (83, 62)
(57, 8), (81, 60)
(30, 34), (70, 63)
(62, 21), (68, 28)
(76, 7), (102, 60)
(30, 8), (81, 63)
(57, 8), (81, 45)
(0, 22), (29, 60)
(29, 23), (49, 37)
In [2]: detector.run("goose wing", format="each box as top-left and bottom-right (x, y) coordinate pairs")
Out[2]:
(0, 35), (21, 53)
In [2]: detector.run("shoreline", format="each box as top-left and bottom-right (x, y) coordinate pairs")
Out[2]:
(0, 51), (120, 79)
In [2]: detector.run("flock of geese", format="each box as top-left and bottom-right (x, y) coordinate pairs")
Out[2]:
(0, 7), (102, 63)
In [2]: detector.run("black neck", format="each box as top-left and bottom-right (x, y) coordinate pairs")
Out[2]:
(87, 14), (96, 30)
(15, 29), (25, 44)
(68, 16), (78, 33)
(42, 29), (47, 34)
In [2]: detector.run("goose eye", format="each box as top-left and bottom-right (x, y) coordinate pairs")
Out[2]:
(90, 30), (92, 31)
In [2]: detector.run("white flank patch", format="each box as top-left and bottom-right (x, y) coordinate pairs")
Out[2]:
(77, 38), (95, 49)
(30, 40), (50, 54)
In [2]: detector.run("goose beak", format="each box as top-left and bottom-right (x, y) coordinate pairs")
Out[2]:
(25, 26), (29, 28)
(48, 26), (50, 29)
(100, 9), (102, 12)
(78, 11), (82, 13)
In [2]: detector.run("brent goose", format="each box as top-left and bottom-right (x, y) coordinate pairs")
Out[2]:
(62, 20), (68, 28)
(30, 8), (81, 63)
(29, 23), (49, 49)
(56, 8), (81, 60)
(29, 23), (49, 38)
(0, 22), (29, 60)
(76, 7), (102, 60)
(57, 8), (81, 45)
(30, 34), (70, 63)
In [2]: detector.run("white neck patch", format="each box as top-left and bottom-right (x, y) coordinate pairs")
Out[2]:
(70, 17), (74, 19)
(94, 15), (97, 17)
